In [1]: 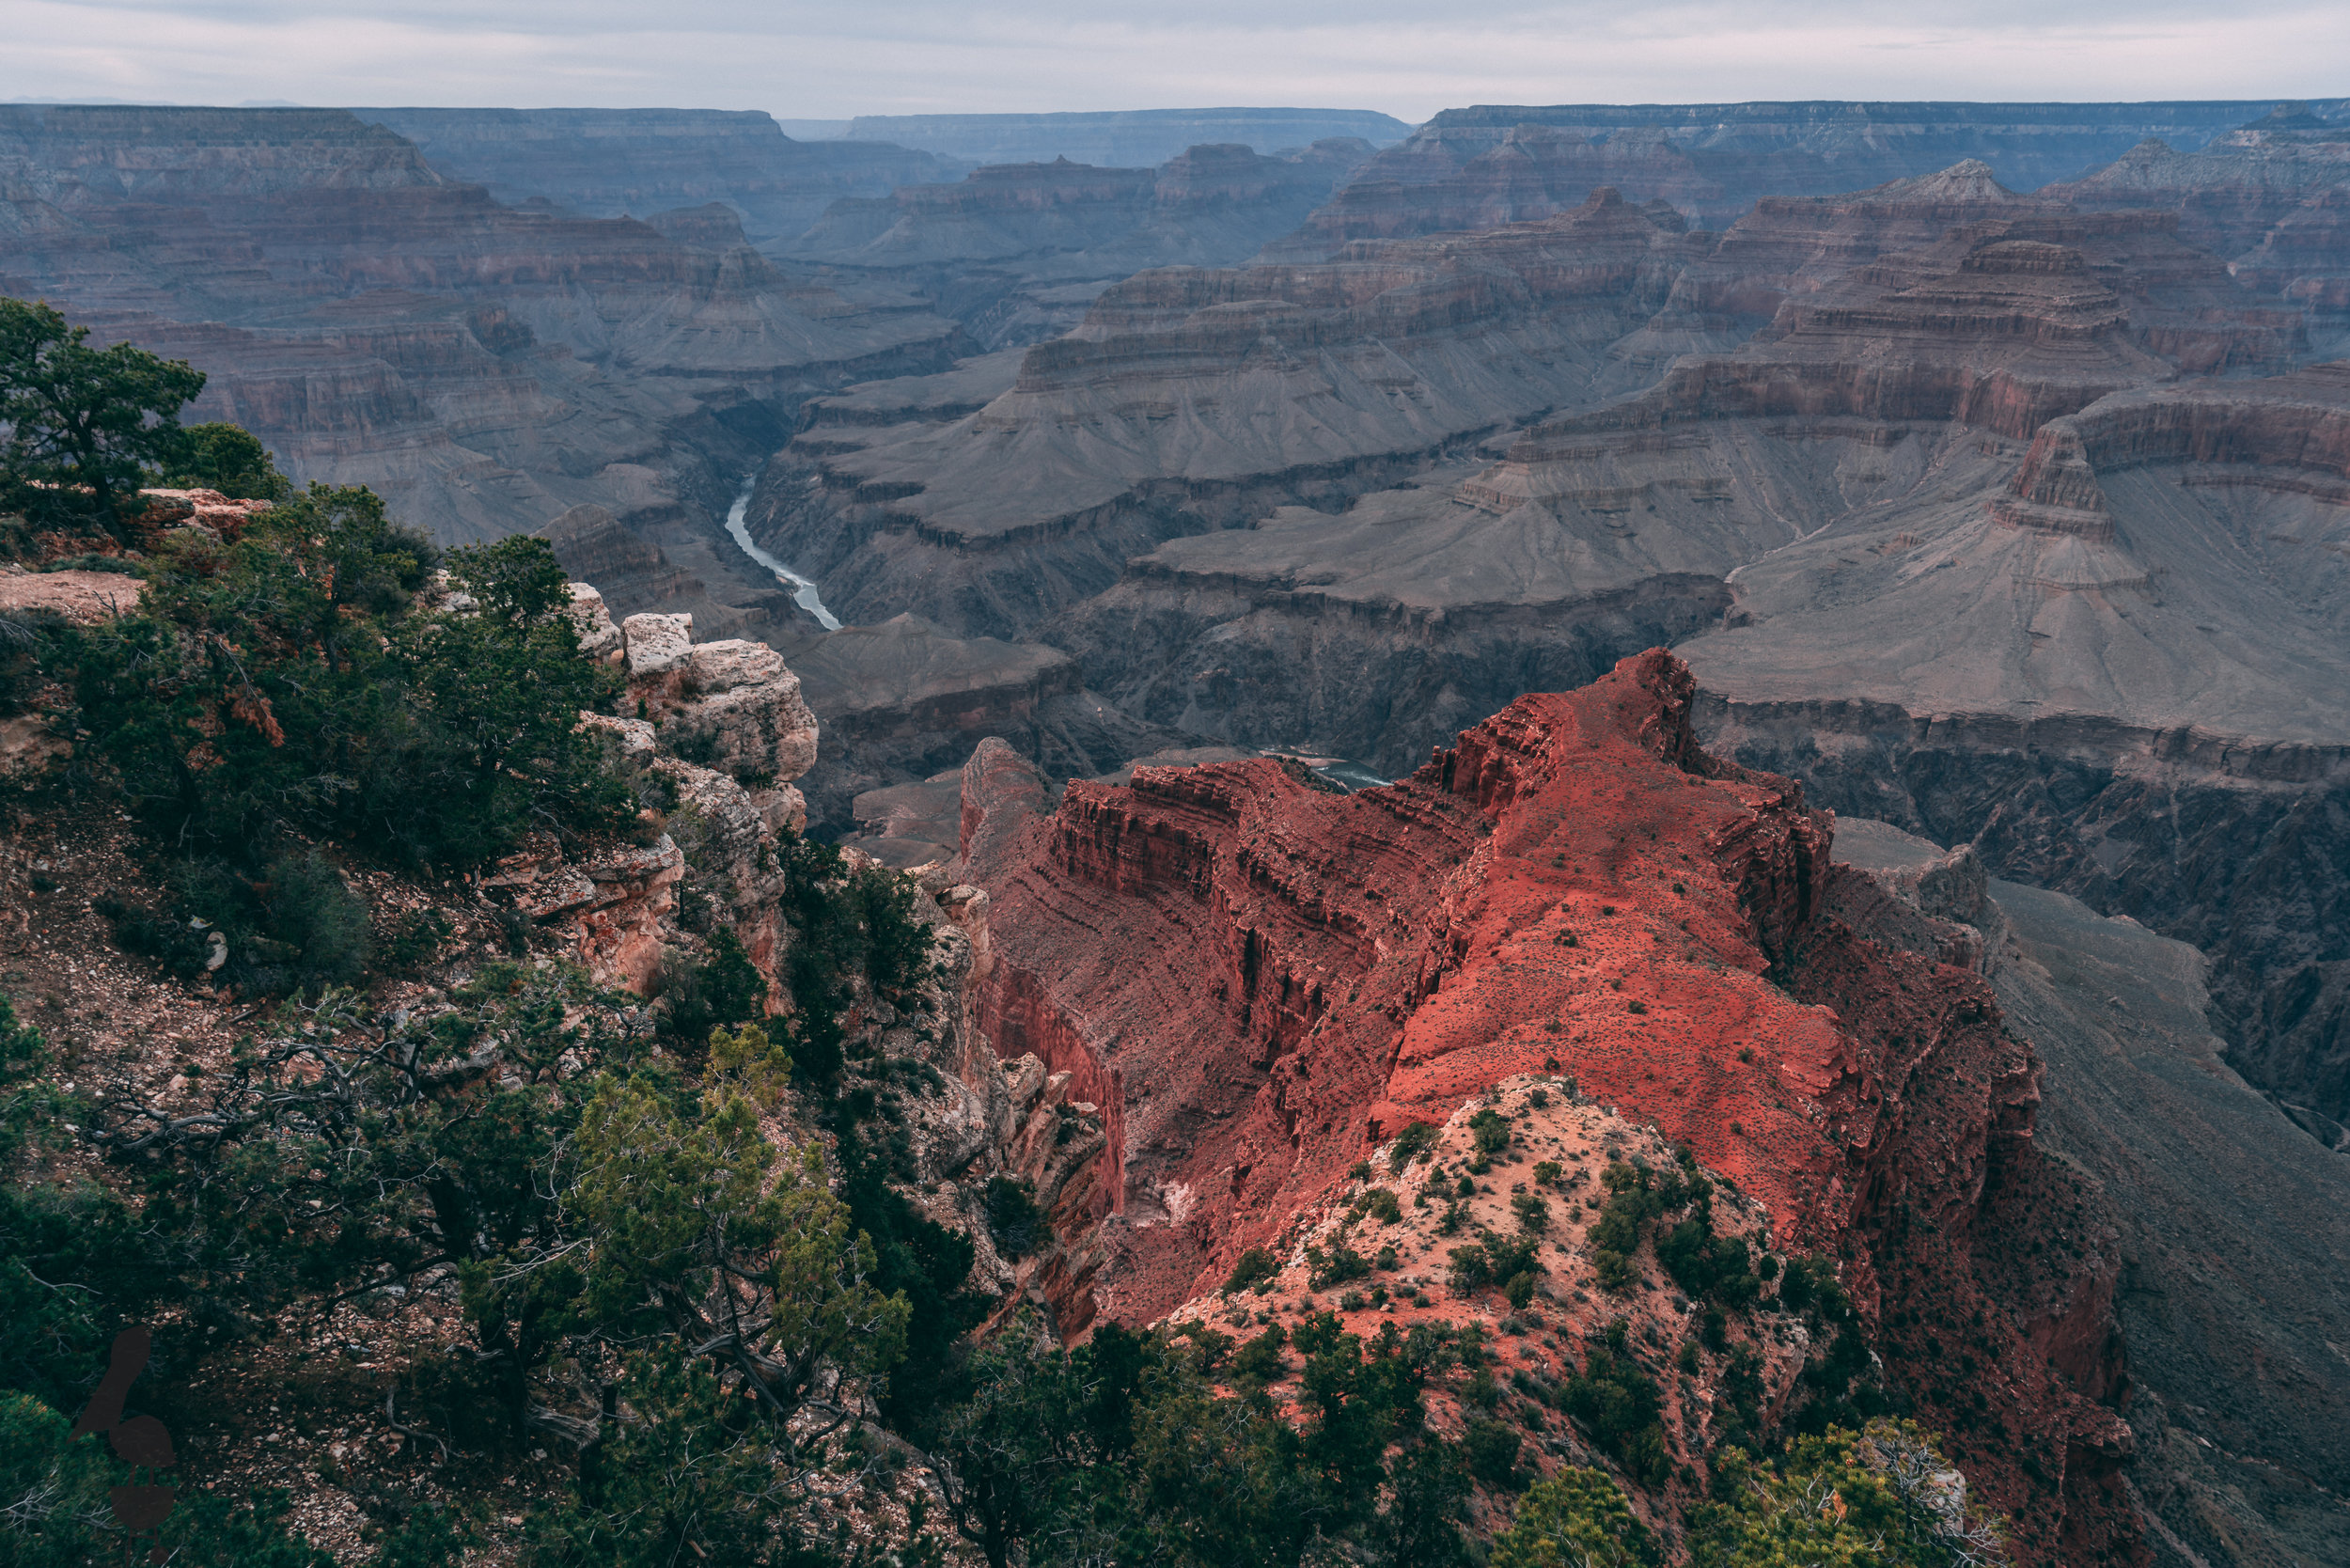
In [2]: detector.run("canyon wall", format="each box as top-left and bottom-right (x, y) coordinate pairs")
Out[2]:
(1272, 98), (2350, 254)
(1828, 819), (2350, 1568)
(353, 106), (961, 242)
(838, 107), (1413, 168)
(780, 139), (1383, 349)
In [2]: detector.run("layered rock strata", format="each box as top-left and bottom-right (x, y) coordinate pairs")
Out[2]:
(747, 187), (1717, 637)
(0, 104), (964, 546)
(1042, 190), (2304, 777)
(837, 108), (1412, 170)
(1684, 363), (2350, 1120)
(352, 107), (960, 242)
(781, 140), (1382, 350)
(954, 650), (2138, 1562)
(1271, 99), (2350, 255)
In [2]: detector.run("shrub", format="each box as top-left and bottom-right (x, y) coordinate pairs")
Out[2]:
(1594, 1249), (1637, 1294)
(1512, 1192), (1550, 1234)
(1307, 1243), (1371, 1291)
(1387, 1121), (1438, 1168)
(1492, 1468), (1658, 1568)
(1360, 1186), (1402, 1225)
(156, 420), (291, 500)
(658, 926), (765, 1044)
(1686, 1420), (2009, 1567)
(1469, 1106), (1512, 1156)
(1655, 1219), (1759, 1308)
(65, 502), (627, 996)
(1448, 1242), (1493, 1294)
(1559, 1348), (1669, 1486)
(1463, 1418), (1524, 1490)
(1533, 1160), (1561, 1186)
(1228, 1325), (1287, 1388)
(1224, 1247), (1278, 1294)
(987, 1177), (1045, 1261)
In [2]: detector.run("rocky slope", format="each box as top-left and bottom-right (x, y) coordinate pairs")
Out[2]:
(952, 649), (2139, 1562)
(1271, 99), (2350, 255)
(838, 108), (1413, 169)
(352, 106), (961, 243)
(1827, 818), (2350, 1568)
(0, 583), (1113, 1564)
(745, 187), (1719, 637)
(0, 104), (964, 550)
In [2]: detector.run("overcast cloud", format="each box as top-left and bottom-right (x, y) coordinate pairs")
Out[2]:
(4, 0), (2343, 122)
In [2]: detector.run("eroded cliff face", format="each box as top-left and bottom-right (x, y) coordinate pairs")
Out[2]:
(1826, 817), (2350, 1568)
(954, 650), (2138, 1563)
(2039, 114), (2350, 359)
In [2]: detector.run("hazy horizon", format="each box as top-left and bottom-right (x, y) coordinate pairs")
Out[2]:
(6, 0), (2345, 126)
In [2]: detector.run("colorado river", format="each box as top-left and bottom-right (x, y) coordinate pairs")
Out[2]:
(724, 474), (840, 631)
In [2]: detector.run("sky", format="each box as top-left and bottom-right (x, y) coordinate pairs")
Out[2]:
(5, 0), (2345, 123)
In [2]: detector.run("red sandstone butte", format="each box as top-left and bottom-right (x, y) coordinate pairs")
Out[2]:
(958, 649), (2140, 1564)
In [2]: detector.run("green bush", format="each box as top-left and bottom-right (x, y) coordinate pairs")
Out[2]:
(1687, 1420), (2009, 1568)
(1307, 1241), (1371, 1290)
(986, 1176), (1044, 1261)
(1224, 1246), (1278, 1294)
(1469, 1106), (1512, 1156)
(1463, 1417), (1524, 1490)
(1560, 1346), (1668, 1485)
(1388, 1121), (1438, 1168)
(156, 421), (291, 501)
(1492, 1468), (1657, 1568)
(62, 509), (629, 995)
(657, 926), (765, 1044)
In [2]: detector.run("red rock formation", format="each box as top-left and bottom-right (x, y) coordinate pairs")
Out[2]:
(958, 650), (2138, 1564)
